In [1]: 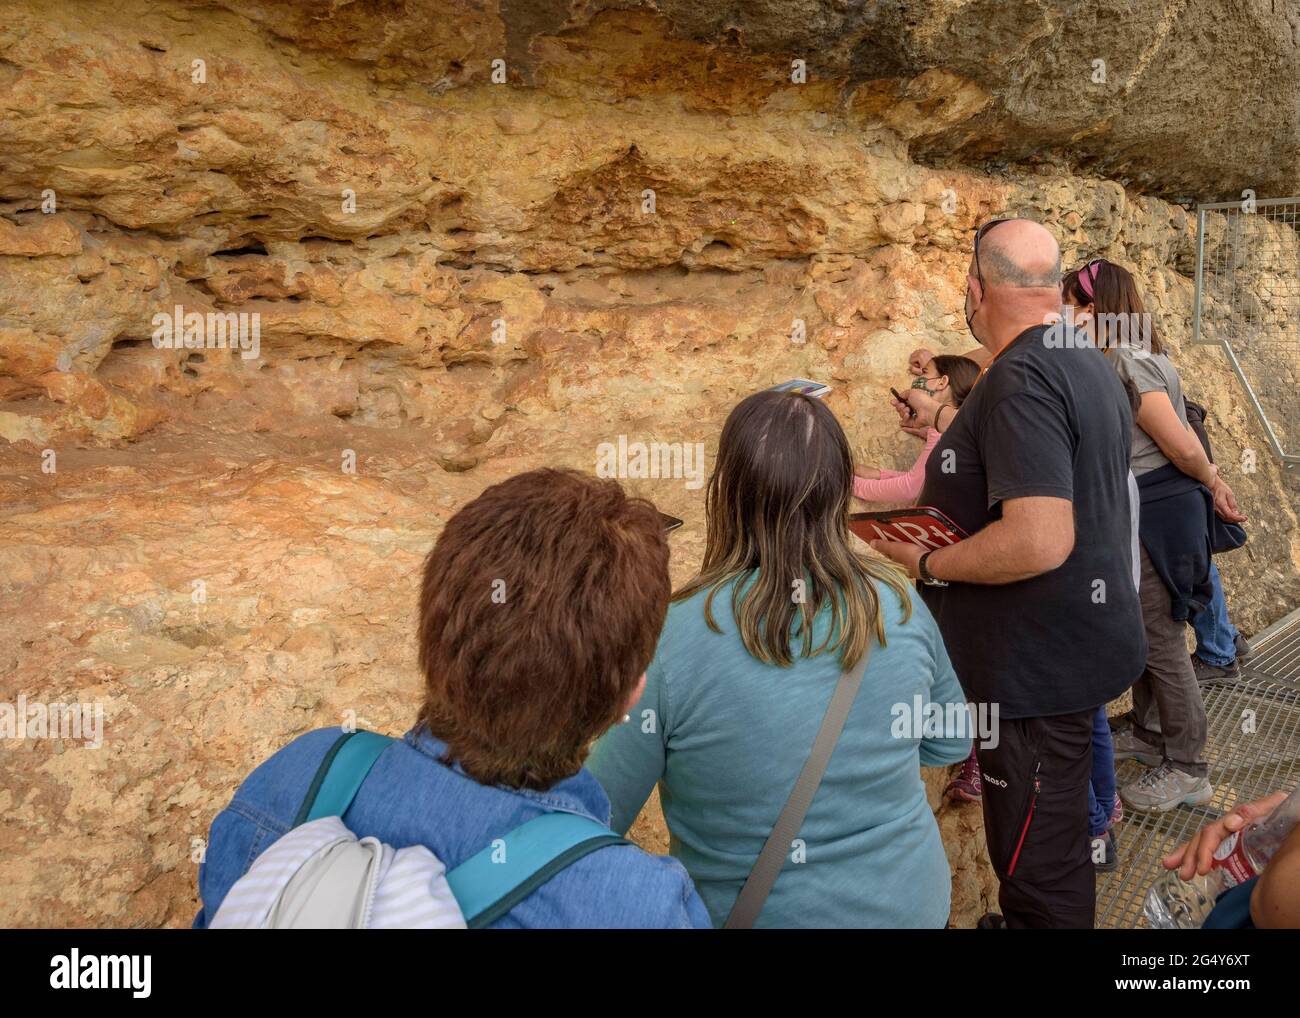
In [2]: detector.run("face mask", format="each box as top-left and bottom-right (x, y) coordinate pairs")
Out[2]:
(910, 376), (936, 394)
(964, 281), (979, 341)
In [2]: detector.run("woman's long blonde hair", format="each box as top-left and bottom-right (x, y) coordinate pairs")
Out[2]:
(675, 390), (911, 668)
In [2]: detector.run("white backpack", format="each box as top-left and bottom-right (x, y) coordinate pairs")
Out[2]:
(209, 731), (627, 929)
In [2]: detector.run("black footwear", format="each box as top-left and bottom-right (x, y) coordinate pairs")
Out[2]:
(1191, 654), (1240, 684)
(1091, 829), (1118, 872)
(976, 912), (1007, 929)
(1235, 632), (1253, 663)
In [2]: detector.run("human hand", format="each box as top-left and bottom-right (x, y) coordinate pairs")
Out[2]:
(1162, 790), (1288, 880)
(868, 538), (924, 578)
(894, 388), (940, 429)
(908, 348), (936, 376)
(1211, 477), (1247, 523)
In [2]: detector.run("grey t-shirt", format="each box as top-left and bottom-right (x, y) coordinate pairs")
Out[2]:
(1110, 347), (1188, 475)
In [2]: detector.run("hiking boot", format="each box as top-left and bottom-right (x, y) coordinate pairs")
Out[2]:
(1109, 794), (1124, 827)
(1192, 654), (1240, 684)
(1235, 633), (1253, 663)
(1110, 727), (1162, 767)
(944, 750), (982, 803)
(1091, 829), (1118, 872)
(1120, 762), (1214, 813)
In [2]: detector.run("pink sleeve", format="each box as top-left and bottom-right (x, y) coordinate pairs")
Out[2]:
(853, 430), (941, 504)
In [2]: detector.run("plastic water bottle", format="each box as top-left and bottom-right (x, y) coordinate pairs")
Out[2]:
(1144, 784), (1300, 929)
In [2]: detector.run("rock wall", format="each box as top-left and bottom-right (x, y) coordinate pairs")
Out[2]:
(1, 0), (1297, 927)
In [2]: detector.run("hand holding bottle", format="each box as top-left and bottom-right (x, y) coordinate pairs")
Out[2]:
(1163, 790), (1288, 880)
(1146, 787), (1299, 928)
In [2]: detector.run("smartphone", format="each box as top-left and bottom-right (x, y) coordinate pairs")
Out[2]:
(659, 512), (684, 533)
(769, 378), (831, 398)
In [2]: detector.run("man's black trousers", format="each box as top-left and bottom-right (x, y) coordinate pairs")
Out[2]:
(976, 708), (1096, 928)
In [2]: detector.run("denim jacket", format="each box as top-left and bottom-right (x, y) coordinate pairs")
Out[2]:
(195, 725), (711, 929)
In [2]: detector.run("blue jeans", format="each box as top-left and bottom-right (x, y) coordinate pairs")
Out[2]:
(1087, 706), (1116, 837)
(1193, 561), (1239, 667)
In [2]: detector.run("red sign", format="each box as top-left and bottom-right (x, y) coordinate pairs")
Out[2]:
(849, 508), (967, 550)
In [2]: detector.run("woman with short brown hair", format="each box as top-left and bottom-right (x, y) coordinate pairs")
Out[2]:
(197, 468), (711, 928)
(416, 467), (671, 790)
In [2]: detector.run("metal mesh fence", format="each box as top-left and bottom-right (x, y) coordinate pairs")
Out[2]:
(1095, 609), (1300, 928)
(1193, 199), (1300, 470)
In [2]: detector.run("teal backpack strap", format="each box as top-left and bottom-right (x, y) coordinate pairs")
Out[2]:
(447, 812), (628, 929)
(292, 730), (395, 827)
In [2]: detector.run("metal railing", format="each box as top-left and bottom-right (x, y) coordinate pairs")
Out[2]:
(1192, 198), (1300, 472)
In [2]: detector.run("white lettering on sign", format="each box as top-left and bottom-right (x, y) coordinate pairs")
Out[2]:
(863, 521), (958, 550)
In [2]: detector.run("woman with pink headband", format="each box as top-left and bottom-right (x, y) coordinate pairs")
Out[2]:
(1063, 259), (1247, 827)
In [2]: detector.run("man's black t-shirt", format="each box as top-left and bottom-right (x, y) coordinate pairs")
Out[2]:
(918, 325), (1146, 719)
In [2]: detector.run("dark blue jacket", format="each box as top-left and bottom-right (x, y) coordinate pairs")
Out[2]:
(1136, 464), (1247, 621)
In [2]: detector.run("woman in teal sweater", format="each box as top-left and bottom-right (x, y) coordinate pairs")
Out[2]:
(589, 389), (973, 928)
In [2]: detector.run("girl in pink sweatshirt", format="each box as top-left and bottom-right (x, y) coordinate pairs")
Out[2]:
(854, 354), (980, 504)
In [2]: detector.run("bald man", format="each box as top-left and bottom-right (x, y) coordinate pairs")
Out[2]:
(872, 218), (1146, 929)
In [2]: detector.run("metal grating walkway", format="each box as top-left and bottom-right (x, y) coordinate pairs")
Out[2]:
(1095, 608), (1300, 928)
